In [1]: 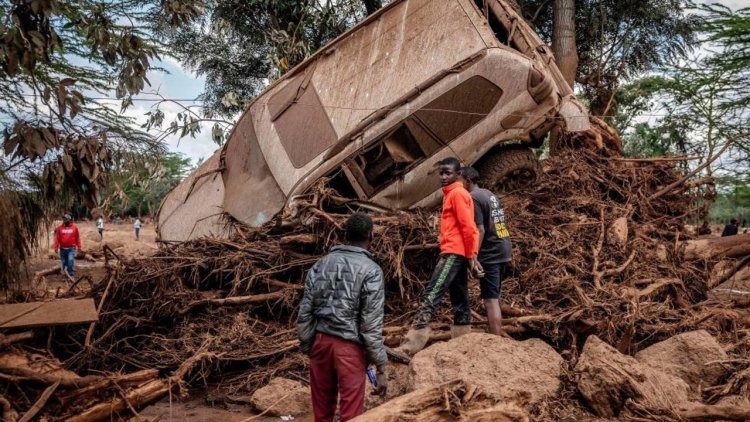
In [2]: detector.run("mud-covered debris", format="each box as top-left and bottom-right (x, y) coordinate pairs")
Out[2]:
(575, 335), (691, 417)
(636, 330), (728, 391)
(250, 377), (311, 416)
(410, 333), (563, 405)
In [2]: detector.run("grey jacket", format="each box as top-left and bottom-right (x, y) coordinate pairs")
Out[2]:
(297, 245), (387, 367)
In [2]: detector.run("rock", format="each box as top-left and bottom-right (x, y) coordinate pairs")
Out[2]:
(250, 377), (311, 416)
(409, 333), (563, 405)
(635, 330), (728, 391)
(575, 335), (691, 417)
(607, 217), (628, 248)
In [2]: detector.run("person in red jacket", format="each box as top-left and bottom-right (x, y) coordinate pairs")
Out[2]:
(53, 214), (82, 278)
(397, 157), (479, 355)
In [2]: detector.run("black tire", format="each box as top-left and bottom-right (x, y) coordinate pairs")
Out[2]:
(475, 146), (541, 193)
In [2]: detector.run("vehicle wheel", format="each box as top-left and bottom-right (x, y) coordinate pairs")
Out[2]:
(475, 146), (541, 193)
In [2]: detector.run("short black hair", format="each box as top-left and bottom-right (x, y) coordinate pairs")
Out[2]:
(345, 212), (373, 242)
(438, 157), (461, 171)
(731, 218), (739, 225)
(460, 166), (480, 183)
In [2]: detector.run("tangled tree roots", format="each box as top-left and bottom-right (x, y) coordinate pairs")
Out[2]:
(4, 150), (749, 420)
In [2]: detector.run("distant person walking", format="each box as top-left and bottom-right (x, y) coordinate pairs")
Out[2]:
(722, 219), (739, 237)
(461, 167), (512, 336)
(96, 217), (104, 240)
(54, 214), (82, 278)
(297, 213), (388, 422)
(134, 218), (142, 240)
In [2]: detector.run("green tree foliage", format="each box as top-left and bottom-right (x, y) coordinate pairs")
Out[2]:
(161, 0), (380, 116)
(701, 3), (750, 109)
(709, 175), (750, 224)
(104, 151), (193, 217)
(516, 0), (698, 117)
(0, 0), (201, 288)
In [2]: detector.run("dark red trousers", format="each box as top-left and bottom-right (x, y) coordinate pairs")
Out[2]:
(309, 332), (367, 422)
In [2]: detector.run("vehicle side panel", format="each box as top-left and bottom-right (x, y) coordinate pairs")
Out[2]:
(247, 0), (488, 196)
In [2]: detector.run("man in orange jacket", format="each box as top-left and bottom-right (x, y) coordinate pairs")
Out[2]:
(53, 214), (82, 278)
(398, 157), (479, 355)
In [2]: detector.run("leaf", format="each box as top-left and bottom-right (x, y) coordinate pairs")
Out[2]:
(42, 127), (56, 146)
(70, 101), (80, 119)
(3, 135), (19, 156)
(57, 85), (67, 118)
(26, 130), (46, 158)
(62, 154), (73, 172)
(43, 86), (51, 102)
(71, 90), (85, 105)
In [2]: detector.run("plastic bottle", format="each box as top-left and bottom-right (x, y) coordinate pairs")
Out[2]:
(366, 366), (378, 387)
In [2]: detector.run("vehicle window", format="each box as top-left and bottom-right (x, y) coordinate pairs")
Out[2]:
(414, 75), (503, 142)
(341, 76), (503, 196)
(271, 79), (337, 169)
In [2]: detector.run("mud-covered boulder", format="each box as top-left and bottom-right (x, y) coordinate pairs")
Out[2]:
(575, 335), (691, 417)
(250, 377), (311, 416)
(409, 333), (563, 405)
(635, 330), (728, 390)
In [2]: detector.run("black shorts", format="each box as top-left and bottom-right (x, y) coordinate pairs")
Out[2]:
(479, 262), (508, 299)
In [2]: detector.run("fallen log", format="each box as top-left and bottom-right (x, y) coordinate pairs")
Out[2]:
(64, 379), (168, 422)
(676, 403), (750, 421)
(0, 331), (33, 349)
(279, 234), (319, 247)
(178, 291), (286, 314)
(33, 266), (60, 278)
(58, 369), (158, 403)
(709, 257), (750, 289)
(18, 380), (59, 422)
(0, 367), (102, 388)
(352, 379), (528, 422)
(64, 351), (214, 422)
(683, 234), (750, 260)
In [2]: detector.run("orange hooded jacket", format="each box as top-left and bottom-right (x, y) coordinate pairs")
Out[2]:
(439, 182), (479, 258)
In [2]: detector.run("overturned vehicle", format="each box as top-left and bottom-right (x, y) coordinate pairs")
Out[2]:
(158, 0), (591, 241)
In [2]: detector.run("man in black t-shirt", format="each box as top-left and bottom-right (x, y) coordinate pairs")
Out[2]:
(461, 167), (512, 335)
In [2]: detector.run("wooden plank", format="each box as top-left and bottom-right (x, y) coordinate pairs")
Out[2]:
(0, 299), (98, 329)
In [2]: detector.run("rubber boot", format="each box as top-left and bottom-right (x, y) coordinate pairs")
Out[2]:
(450, 324), (471, 339)
(396, 327), (431, 356)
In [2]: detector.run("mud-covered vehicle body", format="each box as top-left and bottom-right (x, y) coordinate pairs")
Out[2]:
(158, 0), (589, 241)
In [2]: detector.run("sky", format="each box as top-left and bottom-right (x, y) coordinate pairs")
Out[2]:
(108, 56), (217, 165)
(120, 0), (747, 165)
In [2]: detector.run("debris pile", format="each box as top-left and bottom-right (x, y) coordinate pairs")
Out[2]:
(2, 149), (750, 420)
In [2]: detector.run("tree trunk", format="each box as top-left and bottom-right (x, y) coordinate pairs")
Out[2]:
(548, 0), (578, 156)
(551, 0), (578, 89)
(683, 233), (750, 260)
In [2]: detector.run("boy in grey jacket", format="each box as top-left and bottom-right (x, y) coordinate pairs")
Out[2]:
(297, 212), (388, 422)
